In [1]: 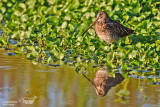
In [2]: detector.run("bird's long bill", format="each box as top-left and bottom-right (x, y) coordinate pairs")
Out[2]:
(81, 16), (99, 35)
(82, 74), (98, 90)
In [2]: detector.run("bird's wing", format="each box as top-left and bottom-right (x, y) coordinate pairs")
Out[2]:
(107, 73), (124, 87)
(107, 21), (135, 37)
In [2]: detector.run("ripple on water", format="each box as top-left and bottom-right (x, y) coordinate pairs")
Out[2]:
(0, 66), (12, 70)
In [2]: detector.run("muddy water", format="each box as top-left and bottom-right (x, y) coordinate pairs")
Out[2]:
(0, 50), (160, 107)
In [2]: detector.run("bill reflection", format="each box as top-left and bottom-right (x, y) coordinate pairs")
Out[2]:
(83, 67), (124, 97)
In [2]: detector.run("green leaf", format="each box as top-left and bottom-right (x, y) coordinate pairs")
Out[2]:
(77, 36), (83, 42)
(21, 14), (28, 22)
(0, 14), (3, 21)
(90, 46), (95, 51)
(31, 51), (38, 57)
(61, 21), (67, 29)
(121, 64), (128, 71)
(128, 50), (138, 59)
(7, 2), (12, 7)
(19, 3), (26, 9)
(59, 53), (64, 60)
(136, 42), (141, 48)
(1, 7), (6, 13)
(76, 57), (81, 63)
(47, 56), (52, 63)
(26, 46), (35, 51)
(53, 50), (59, 58)
(155, 29), (160, 34)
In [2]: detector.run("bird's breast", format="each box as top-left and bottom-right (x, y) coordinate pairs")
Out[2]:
(95, 22), (115, 44)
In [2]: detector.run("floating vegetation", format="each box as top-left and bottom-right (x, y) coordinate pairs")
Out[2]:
(0, 0), (159, 74)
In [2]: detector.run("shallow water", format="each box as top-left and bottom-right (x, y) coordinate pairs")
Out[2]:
(0, 50), (160, 107)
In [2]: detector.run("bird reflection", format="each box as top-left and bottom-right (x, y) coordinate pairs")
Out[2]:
(82, 68), (124, 97)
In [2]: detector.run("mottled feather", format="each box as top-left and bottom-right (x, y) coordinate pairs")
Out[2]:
(107, 20), (135, 37)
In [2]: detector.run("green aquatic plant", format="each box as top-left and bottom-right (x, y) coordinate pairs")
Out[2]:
(0, 0), (160, 74)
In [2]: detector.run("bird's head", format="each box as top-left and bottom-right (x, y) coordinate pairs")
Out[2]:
(95, 86), (108, 97)
(81, 11), (110, 35)
(96, 11), (110, 22)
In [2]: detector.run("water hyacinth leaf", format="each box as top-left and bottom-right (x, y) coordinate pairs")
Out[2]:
(136, 42), (141, 48)
(64, 15), (71, 21)
(140, 55), (145, 61)
(26, 46), (35, 51)
(121, 64), (128, 71)
(76, 57), (81, 63)
(77, 36), (83, 42)
(153, 21), (160, 27)
(41, 15), (46, 23)
(156, 46), (160, 51)
(59, 53), (64, 60)
(14, 11), (21, 16)
(61, 21), (67, 29)
(47, 56), (52, 63)
(53, 50), (59, 58)
(84, 12), (90, 19)
(85, 0), (93, 6)
(147, 22), (152, 29)
(131, 61), (139, 66)
(82, 7), (88, 12)
(31, 51), (38, 57)
(68, 24), (74, 31)
(154, 56), (158, 63)
(31, 60), (38, 65)
(155, 29), (160, 34)
(1, 7), (6, 13)
(88, 29), (95, 35)
(7, 2), (12, 7)
(90, 46), (95, 51)
(50, 49), (55, 54)
(90, 12), (95, 17)
(0, 38), (7, 45)
(21, 14), (29, 22)
(0, 14), (3, 21)
(128, 50), (138, 59)
(125, 36), (132, 44)
(19, 3), (26, 9)
(141, 29), (147, 33)
(73, 0), (80, 8)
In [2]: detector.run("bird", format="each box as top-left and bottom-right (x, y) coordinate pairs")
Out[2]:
(82, 67), (124, 97)
(81, 11), (135, 44)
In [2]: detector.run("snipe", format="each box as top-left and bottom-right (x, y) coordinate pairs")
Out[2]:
(82, 11), (135, 44)
(82, 67), (124, 97)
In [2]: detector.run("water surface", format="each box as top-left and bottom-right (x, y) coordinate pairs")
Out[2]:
(0, 50), (160, 107)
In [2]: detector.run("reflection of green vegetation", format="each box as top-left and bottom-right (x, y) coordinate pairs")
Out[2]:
(116, 89), (130, 98)
(137, 79), (147, 106)
(0, 0), (160, 73)
(115, 77), (130, 100)
(115, 89), (130, 104)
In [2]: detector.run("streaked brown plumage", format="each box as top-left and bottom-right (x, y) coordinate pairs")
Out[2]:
(82, 11), (135, 44)
(82, 67), (124, 97)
